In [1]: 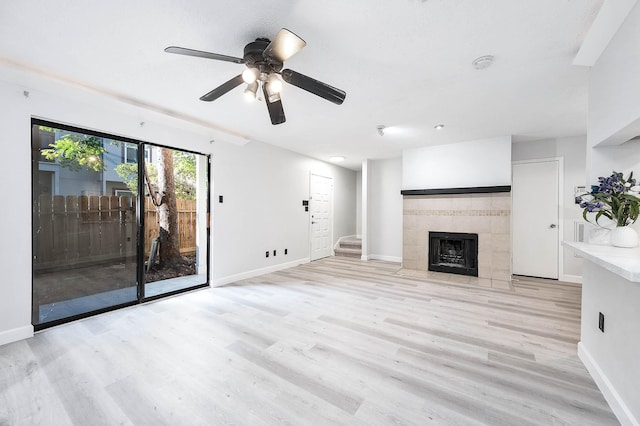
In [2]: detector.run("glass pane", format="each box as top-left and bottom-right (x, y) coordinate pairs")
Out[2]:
(125, 143), (137, 164)
(32, 124), (138, 325)
(143, 146), (208, 298)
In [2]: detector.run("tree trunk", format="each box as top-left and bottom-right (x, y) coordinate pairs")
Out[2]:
(156, 148), (182, 266)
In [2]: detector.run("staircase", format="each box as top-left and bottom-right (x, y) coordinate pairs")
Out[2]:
(334, 236), (362, 259)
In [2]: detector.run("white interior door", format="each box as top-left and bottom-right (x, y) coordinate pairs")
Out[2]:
(512, 160), (559, 279)
(310, 174), (333, 261)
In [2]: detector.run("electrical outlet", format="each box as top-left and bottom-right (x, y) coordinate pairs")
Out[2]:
(273, 250), (276, 256)
(598, 312), (605, 332)
(284, 248), (288, 255)
(265, 251), (269, 258)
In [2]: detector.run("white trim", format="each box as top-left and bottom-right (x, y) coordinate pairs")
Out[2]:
(0, 325), (33, 346)
(361, 254), (369, 261)
(512, 157), (564, 280)
(369, 254), (402, 263)
(210, 257), (310, 287)
(578, 342), (638, 426)
(561, 274), (583, 284)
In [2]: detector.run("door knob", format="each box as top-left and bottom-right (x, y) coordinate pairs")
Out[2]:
(549, 224), (557, 228)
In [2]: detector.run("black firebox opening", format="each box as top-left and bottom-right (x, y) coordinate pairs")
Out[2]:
(428, 232), (478, 277)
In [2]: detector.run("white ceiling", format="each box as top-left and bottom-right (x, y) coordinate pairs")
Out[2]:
(0, 0), (603, 170)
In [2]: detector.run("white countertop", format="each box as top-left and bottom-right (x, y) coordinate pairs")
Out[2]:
(563, 241), (640, 282)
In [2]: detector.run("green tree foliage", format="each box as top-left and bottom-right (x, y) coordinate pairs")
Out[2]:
(41, 133), (106, 173)
(173, 151), (196, 200)
(114, 163), (157, 196)
(43, 130), (197, 201)
(114, 151), (195, 200)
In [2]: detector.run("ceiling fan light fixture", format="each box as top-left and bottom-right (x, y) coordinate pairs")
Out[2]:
(265, 28), (307, 62)
(265, 81), (281, 103)
(242, 67), (259, 84)
(268, 74), (283, 93)
(243, 82), (258, 102)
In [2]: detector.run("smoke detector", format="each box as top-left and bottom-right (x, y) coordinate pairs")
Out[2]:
(472, 55), (494, 70)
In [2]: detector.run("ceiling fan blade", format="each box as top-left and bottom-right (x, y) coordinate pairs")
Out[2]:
(262, 83), (286, 125)
(281, 69), (346, 105)
(199, 74), (244, 102)
(165, 46), (244, 64)
(263, 29), (306, 63)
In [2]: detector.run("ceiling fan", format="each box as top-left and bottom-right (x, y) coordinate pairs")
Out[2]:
(165, 28), (347, 125)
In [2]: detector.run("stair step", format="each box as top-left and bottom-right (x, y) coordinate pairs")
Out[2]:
(339, 238), (362, 249)
(334, 247), (362, 258)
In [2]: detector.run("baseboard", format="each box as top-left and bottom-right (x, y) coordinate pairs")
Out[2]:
(578, 342), (638, 426)
(361, 255), (369, 261)
(0, 325), (34, 346)
(368, 254), (402, 263)
(210, 257), (310, 287)
(561, 274), (582, 284)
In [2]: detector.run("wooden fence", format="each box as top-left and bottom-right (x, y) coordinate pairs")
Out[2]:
(35, 194), (197, 271)
(144, 197), (197, 257)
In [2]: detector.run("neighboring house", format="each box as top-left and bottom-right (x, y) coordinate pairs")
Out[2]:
(35, 127), (157, 198)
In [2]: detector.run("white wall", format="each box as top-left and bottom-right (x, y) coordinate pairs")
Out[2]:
(367, 158), (403, 262)
(210, 140), (356, 283)
(0, 83), (33, 345)
(579, 2), (640, 423)
(579, 262), (640, 425)
(0, 79), (356, 345)
(587, 1), (640, 150)
(587, 1), (640, 184)
(512, 136), (587, 280)
(402, 136), (512, 190)
(586, 1), (640, 236)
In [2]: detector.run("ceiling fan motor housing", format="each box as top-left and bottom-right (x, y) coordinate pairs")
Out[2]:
(244, 38), (282, 73)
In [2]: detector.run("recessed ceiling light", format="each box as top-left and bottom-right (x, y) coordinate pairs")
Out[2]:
(434, 124), (445, 130)
(472, 55), (494, 70)
(329, 156), (345, 163)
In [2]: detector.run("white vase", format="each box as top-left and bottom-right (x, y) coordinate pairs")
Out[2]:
(610, 226), (639, 248)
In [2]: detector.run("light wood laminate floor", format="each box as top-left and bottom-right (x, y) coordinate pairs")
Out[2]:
(0, 257), (618, 425)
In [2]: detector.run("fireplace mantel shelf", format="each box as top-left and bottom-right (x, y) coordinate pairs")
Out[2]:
(401, 185), (511, 196)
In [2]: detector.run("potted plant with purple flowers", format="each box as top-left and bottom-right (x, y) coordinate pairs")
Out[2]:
(578, 171), (640, 247)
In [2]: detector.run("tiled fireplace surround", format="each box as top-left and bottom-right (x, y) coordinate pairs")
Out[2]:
(402, 192), (511, 281)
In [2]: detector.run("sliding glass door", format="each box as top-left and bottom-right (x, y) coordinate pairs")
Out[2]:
(31, 120), (209, 329)
(142, 145), (209, 299)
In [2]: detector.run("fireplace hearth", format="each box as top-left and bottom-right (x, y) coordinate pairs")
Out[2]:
(428, 232), (478, 277)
